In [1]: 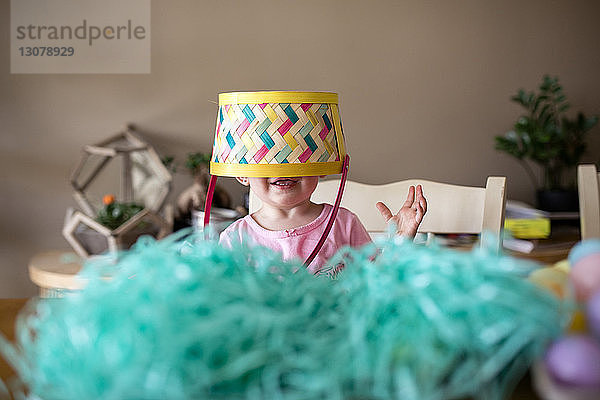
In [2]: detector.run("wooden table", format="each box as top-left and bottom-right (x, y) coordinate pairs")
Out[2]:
(0, 298), (28, 383)
(28, 250), (85, 297)
(28, 230), (580, 298)
(507, 224), (580, 265)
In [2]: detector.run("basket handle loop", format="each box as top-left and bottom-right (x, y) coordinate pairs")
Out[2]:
(303, 154), (350, 268)
(203, 174), (218, 238)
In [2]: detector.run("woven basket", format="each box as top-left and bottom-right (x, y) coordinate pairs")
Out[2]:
(210, 91), (346, 178)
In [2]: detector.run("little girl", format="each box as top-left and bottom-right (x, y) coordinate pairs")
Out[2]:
(220, 176), (427, 273)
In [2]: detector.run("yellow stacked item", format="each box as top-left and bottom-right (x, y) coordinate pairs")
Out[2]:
(504, 200), (551, 239)
(504, 218), (551, 239)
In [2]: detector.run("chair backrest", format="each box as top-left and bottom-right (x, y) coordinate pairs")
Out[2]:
(578, 164), (600, 239)
(249, 176), (506, 248)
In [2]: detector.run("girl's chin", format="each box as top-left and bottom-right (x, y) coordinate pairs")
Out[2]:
(270, 196), (310, 208)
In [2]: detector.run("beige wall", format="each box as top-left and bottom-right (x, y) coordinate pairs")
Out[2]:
(1, 0), (599, 297)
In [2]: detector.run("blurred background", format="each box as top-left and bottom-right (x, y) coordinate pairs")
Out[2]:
(1, 0), (599, 297)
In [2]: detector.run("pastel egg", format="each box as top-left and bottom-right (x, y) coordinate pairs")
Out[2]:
(529, 267), (570, 299)
(586, 291), (600, 339)
(544, 335), (600, 387)
(568, 309), (588, 333)
(569, 239), (600, 266)
(553, 259), (571, 274)
(570, 253), (600, 301)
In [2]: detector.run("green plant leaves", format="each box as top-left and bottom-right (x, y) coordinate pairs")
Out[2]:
(96, 202), (145, 230)
(495, 134), (525, 159)
(185, 152), (211, 175)
(494, 75), (598, 190)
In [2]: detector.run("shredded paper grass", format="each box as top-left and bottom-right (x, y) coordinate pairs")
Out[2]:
(1, 232), (566, 399)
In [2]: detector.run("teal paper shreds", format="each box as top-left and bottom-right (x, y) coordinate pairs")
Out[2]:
(2, 233), (346, 400)
(0, 233), (567, 400)
(327, 237), (567, 400)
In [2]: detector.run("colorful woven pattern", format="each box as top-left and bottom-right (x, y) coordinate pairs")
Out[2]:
(210, 92), (346, 178)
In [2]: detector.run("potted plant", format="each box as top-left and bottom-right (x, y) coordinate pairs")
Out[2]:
(96, 194), (145, 230)
(168, 152), (236, 230)
(67, 194), (164, 256)
(495, 75), (598, 211)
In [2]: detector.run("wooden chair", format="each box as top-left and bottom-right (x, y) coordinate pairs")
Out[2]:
(250, 176), (506, 250)
(578, 164), (600, 239)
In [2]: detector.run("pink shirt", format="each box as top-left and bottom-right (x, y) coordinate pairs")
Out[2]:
(219, 204), (372, 273)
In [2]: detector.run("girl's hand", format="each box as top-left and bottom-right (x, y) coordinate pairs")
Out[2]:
(375, 185), (427, 238)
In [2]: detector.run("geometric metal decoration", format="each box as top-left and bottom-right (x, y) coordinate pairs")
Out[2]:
(62, 126), (173, 257)
(69, 126), (172, 215)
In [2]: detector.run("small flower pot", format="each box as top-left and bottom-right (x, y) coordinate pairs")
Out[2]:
(536, 190), (579, 212)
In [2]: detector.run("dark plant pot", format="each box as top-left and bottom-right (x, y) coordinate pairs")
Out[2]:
(536, 190), (579, 212)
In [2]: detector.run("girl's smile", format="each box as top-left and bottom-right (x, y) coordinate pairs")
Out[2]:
(269, 178), (300, 188)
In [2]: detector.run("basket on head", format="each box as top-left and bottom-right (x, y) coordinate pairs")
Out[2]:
(204, 91), (350, 267)
(210, 91), (346, 177)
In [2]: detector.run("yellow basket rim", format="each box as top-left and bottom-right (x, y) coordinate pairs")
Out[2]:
(210, 161), (343, 177)
(218, 91), (339, 105)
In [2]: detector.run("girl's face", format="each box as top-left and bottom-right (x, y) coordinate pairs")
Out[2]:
(238, 176), (319, 210)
